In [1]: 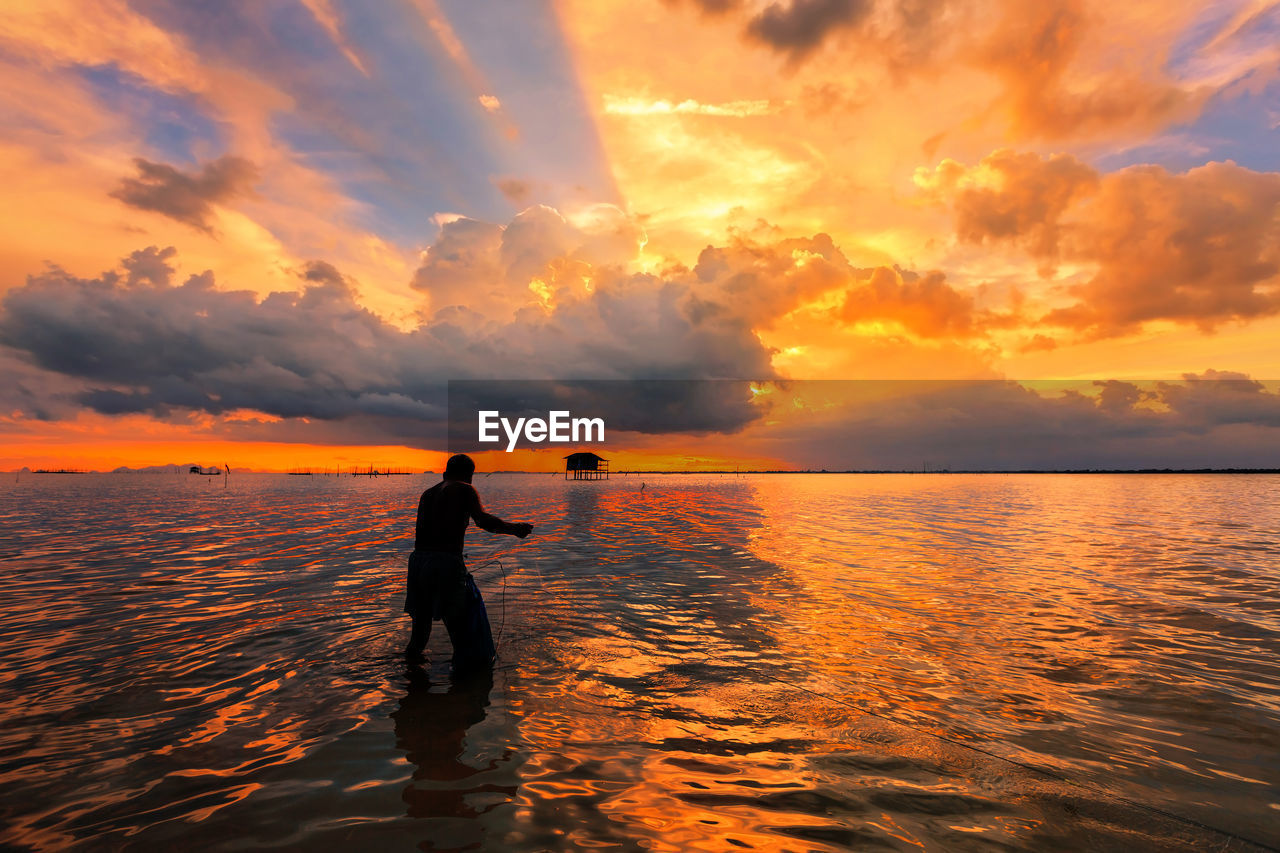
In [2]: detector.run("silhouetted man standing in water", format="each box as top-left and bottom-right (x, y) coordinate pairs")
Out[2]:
(405, 454), (532, 671)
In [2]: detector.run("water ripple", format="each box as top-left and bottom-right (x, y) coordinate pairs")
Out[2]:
(0, 472), (1276, 850)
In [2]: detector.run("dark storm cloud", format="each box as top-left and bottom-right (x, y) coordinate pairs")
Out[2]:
(1156, 372), (1280, 431)
(0, 346), (89, 424)
(765, 378), (1280, 470)
(4, 243), (1278, 468)
(190, 376), (1280, 469)
(299, 260), (350, 288)
(9, 222), (1277, 467)
(745, 0), (873, 61)
(0, 244), (775, 447)
(667, 0), (875, 61)
(110, 156), (258, 232)
(0, 254), (436, 424)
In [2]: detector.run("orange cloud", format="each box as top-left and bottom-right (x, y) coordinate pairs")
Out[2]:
(925, 151), (1280, 338)
(973, 0), (1207, 139)
(653, 0), (1213, 140)
(111, 156), (259, 233)
(917, 149), (1098, 266)
(557, 0), (1243, 316)
(5, 0), (1280, 471)
(1050, 161), (1280, 336)
(842, 266), (979, 338)
(298, 0), (371, 76)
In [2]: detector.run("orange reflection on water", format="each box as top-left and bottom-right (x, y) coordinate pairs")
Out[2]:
(1, 473), (1276, 850)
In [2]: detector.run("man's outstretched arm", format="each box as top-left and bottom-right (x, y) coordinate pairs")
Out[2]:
(467, 486), (533, 538)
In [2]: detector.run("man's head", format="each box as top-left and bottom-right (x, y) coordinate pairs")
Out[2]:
(443, 454), (476, 483)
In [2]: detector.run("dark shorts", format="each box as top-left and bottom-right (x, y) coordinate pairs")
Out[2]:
(404, 550), (467, 620)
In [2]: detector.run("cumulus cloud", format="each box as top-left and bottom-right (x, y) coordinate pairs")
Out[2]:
(0, 254), (415, 422)
(4, 235), (1278, 466)
(412, 204), (646, 318)
(15, 190), (1275, 464)
(412, 217), (506, 312)
(110, 156), (258, 232)
(1093, 378), (1148, 414)
(121, 245), (180, 287)
(500, 205), (583, 287)
(692, 232), (849, 327)
(690, 232), (992, 339)
(0, 230), (776, 446)
(917, 149), (1098, 266)
(1049, 161), (1280, 335)
(842, 266), (980, 338)
(923, 151), (1280, 337)
(0, 204), (991, 447)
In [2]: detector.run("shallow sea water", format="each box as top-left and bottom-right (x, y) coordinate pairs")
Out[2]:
(0, 472), (1277, 851)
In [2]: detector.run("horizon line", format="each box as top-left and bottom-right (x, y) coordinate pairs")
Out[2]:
(12, 467), (1280, 476)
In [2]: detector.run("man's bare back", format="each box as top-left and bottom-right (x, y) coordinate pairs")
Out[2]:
(403, 454), (532, 668)
(414, 479), (531, 553)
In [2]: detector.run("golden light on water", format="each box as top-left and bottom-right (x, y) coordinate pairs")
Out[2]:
(2, 4), (1280, 846)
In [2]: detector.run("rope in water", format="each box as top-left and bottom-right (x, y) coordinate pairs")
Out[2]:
(465, 556), (1277, 852)
(471, 557), (507, 649)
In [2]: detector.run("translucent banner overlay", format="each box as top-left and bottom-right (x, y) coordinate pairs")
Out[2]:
(447, 379), (1280, 470)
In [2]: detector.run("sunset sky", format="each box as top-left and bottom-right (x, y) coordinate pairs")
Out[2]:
(2, 0), (1279, 471)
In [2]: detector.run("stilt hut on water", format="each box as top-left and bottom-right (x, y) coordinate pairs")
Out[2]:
(564, 452), (608, 481)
